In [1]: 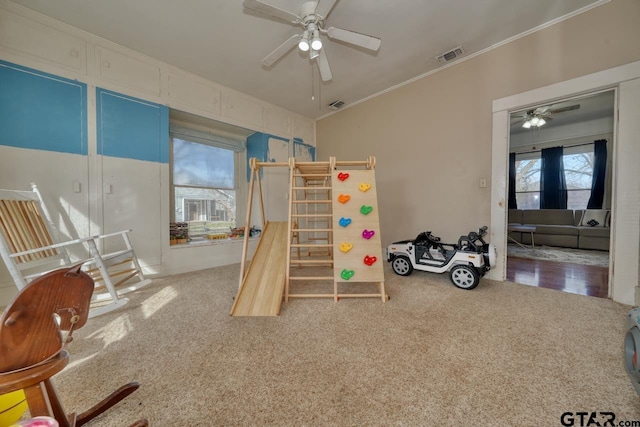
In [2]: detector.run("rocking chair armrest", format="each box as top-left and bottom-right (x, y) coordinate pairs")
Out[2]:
(90, 229), (133, 241)
(9, 236), (99, 258)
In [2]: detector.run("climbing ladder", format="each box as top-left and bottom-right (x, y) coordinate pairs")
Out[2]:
(286, 159), (335, 300)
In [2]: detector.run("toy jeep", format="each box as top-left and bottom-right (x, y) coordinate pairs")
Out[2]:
(386, 226), (496, 289)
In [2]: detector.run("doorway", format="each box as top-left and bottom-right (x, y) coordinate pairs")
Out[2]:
(488, 60), (640, 306)
(506, 90), (614, 297)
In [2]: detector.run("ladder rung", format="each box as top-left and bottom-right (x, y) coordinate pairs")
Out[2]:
(289, 260), (334, 265)
(293, 173), (331, 177)
(292, 186), (331, 190)
(292, 214), (332, 217)
(292, 200), (331, 204)
(294, 228), (332, 232)
(291, 244), (332, 247)
(289, 276), (334, 281)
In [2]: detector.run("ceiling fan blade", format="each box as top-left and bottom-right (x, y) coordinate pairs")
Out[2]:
(316, 48), (333, 82)
(243, 0), (300, 24)
(534, 106), (551, 114)
(326, 27), (381, 51)
(262, 34), (300, 67)
(314, 0), (338, 20)
(550, 104), (580, 114)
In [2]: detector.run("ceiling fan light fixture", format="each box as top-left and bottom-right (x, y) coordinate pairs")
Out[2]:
(537, 118), (546, 127)
(522, 120), (532, 129)
(311, 30), (322, 50)
(530, 116), (540, 126)
(299, 30), (310, 51)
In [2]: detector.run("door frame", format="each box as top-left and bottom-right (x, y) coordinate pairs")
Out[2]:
(488, 60), (640, 305)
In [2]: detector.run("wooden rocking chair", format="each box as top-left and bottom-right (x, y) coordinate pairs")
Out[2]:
(0, 183), (151, 317)
(0, 265), (147, 426)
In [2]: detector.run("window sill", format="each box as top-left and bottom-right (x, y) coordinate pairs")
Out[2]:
(169, 236), (259, 249)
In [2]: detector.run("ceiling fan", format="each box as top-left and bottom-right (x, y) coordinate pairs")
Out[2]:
(243, 0), (382, 82)
(512, 103), (580, 128)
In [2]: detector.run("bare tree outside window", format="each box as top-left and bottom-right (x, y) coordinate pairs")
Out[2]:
(513, 145), (594, 210)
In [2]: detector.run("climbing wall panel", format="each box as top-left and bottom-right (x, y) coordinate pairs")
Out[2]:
(332, 169), (385, 286)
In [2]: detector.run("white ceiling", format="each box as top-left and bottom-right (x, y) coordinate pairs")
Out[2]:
(510, 90), (615, 137)
(9, 0), (603, 120)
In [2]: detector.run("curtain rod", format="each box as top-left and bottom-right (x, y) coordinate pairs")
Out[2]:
(513, 139), (606, 156)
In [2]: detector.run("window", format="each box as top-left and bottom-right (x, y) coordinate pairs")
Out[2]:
(515, 157), (541, 209)
(563, 147), (594, 210)
(172, 137), (237, 237)
(514, 143), (595, 210)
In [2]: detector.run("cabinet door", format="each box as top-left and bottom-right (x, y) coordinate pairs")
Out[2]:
(96, 88), (168, 268)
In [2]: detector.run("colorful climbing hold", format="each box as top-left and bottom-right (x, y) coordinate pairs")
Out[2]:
(339, 242), (353, 253)
(364, 255), (377, 266)
(338, 194), (351, 204)
(337, 172), (350, 181)
(358, 183), (372, 192)
(341, 269), (355, 280)
(360, 205), (373, 215)
(339, 217), (352, 227)
(362, 229), (375, 239)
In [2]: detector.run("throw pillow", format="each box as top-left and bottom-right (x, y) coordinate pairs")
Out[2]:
(580, 209), (610, 228)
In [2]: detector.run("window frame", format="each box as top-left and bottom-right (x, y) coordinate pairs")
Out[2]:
(513, 142), (595, 210)
(169, 134), (241, 237)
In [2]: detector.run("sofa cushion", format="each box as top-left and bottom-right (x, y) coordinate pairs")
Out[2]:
(508, 209), (523, 224)
(579, 227), (610, 238)
(530, 225), (580, 236)
(522, 209), (574, 226)
(579, 209), (610, 228)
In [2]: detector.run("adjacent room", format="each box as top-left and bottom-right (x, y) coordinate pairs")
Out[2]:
(506, 90), (615, 298)
(1, 0), (640, 425)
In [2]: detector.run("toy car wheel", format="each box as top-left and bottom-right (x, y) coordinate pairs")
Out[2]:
(449, 265), (480, 290)
(391, 256), (413, 276)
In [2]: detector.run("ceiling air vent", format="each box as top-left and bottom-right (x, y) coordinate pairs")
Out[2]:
(329, 100), (345, 110)
(436, 46), (465, 64)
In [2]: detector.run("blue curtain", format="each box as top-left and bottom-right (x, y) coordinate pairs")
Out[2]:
(508, 152), (517, 209)
(540, 146), (567, 209)
(587, 139), (607, 209)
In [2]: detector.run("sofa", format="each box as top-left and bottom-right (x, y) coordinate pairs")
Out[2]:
(508, 209), (610, 251)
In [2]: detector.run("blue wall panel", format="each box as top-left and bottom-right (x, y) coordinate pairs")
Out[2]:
(97, 89), (169, 163)
(246, 132), (291, 181)
(293, 138), (315, 161)
(0, 61), (87, 155)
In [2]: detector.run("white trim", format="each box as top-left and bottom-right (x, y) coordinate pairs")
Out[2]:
(317, 0), (611, 121)
(490, 60), (640, 305)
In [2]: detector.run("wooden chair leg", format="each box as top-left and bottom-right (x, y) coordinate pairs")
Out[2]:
(23, 382), (54, 417)
(43, 379), (74, 427)
(75, 382), (140, 427)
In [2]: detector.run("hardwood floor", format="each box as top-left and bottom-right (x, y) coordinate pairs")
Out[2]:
(506, 256), (609, 298)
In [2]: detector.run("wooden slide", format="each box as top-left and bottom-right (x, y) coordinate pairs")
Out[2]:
(230, 221), (288, 316)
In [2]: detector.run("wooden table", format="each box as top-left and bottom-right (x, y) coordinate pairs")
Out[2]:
(507, 225), (536, 249)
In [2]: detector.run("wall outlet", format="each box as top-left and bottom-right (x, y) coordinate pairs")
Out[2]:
(479, 178), (487, 188)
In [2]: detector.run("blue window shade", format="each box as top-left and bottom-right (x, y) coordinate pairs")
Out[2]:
(0, 61), (87, 155)
(97, 88), (169, 163)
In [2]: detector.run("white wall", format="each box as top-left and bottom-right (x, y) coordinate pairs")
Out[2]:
(0, 1), (315, 304)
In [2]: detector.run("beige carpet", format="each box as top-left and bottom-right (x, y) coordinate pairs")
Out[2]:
(49, 263), (639, 426)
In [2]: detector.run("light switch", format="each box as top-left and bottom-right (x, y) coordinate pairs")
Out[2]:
(105, 184), (112, 194)
(479, 178), (487, 188)
(72, 182), (81, 193)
